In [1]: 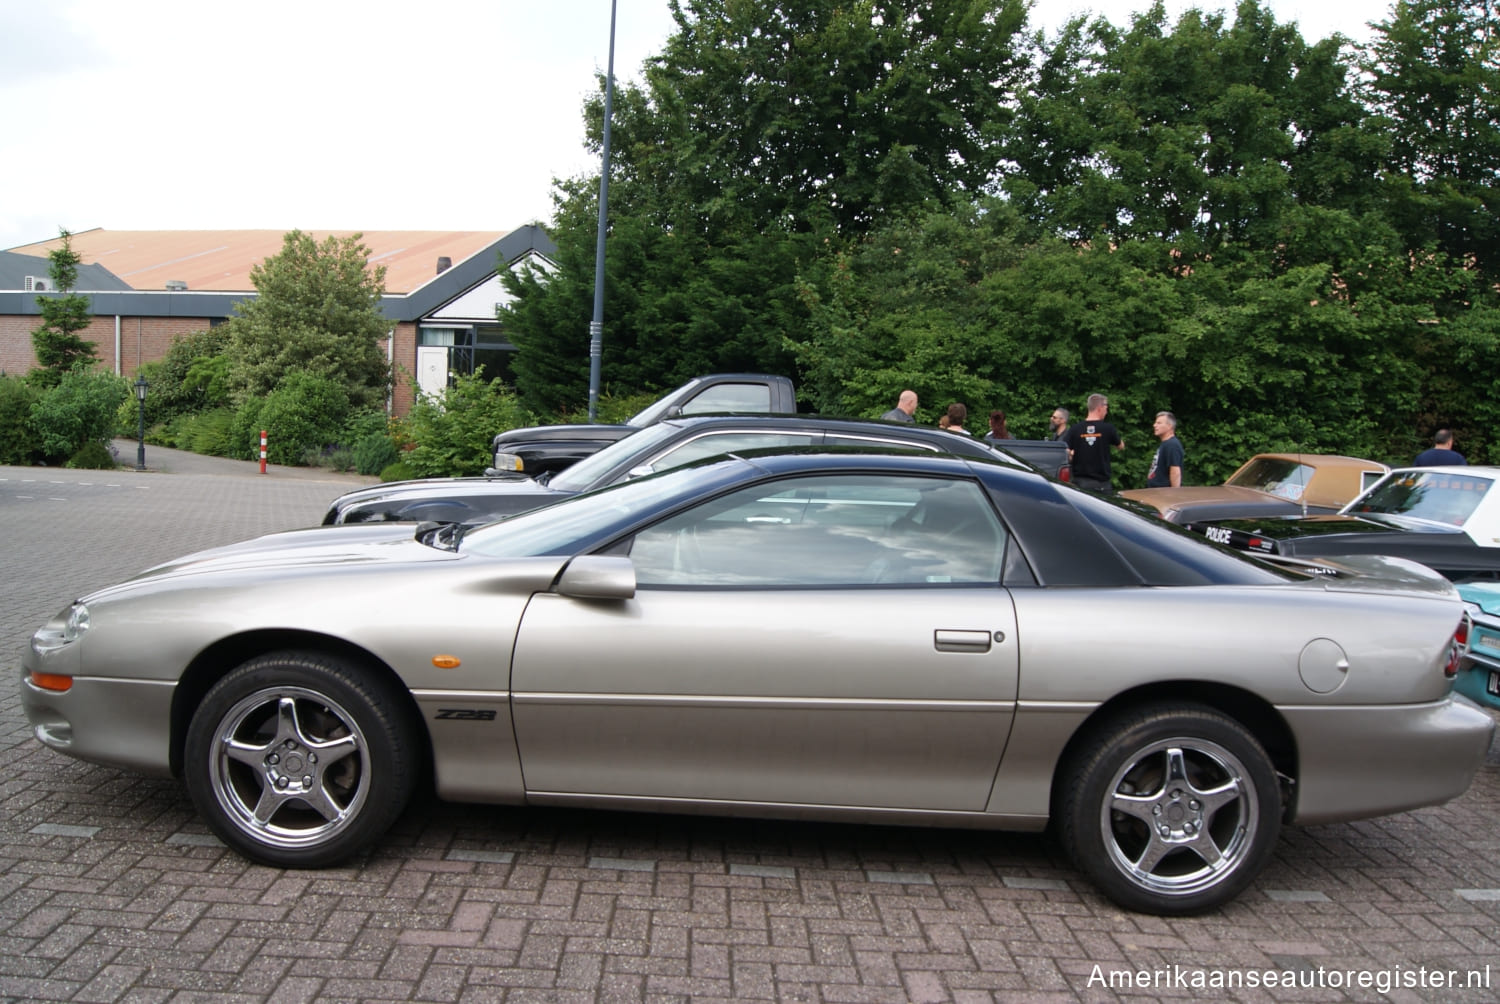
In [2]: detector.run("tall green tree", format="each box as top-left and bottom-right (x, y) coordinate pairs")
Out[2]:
(29, 229), (100, 388)
(503, 0), (1032, 414)
(223, 231), (392, 410)
(1001, 2), (1375, 255)
(1362, 0), (1500, 281)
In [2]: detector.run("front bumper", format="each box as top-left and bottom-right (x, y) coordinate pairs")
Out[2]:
(21, 669), (177, 777)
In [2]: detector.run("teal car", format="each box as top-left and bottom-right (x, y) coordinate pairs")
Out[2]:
(1458, 581), (1500, 710)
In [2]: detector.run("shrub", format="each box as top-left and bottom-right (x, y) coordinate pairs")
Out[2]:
(402, 371), (532, 477)
(181, 408), (239, 456)
(237, 372), (352, 465)
(591, 389), (659, 425)
(379, 460), (416, 482)
(65, 440), (117, 469)
(30, 368), (130, 462)
(353, 432), (401, 475)
(341, 407), (391, 444)
(0, 375), (42, 465)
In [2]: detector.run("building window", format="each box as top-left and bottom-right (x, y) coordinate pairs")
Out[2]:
(419, 325), (517, 384)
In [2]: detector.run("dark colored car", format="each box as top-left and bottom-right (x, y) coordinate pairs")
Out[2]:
(1186, 466), (1500, 582)
(486, 373), (799, 476)
(325, 415), (1043, 527)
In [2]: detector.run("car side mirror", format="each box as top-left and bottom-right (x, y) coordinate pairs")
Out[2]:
(555, 555), (636, 600)
(625, 465), (655, 480)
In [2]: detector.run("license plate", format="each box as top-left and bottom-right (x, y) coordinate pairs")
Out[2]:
(1488, 670), (1500, 698)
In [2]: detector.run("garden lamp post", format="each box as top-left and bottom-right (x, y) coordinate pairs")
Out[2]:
(133, 375), (149, 471)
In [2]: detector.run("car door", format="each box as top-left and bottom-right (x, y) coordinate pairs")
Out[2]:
(509, 472), (1020, 812)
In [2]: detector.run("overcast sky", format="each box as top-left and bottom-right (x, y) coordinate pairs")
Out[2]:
(1, 0), (1392, 254)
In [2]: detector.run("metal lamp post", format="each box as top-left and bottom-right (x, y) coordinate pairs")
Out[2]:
(586, 0), (618, 422)
(133, 375), (149, 471)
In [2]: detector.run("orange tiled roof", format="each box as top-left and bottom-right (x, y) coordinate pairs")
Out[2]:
(8, 229), (509, 295)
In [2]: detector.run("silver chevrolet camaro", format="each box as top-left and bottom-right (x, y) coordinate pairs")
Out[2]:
(21, 450), (1495, 915)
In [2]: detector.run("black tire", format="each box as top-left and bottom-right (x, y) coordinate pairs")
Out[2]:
(1058, 704), (1281, 915)
(184, 651), (419, 868)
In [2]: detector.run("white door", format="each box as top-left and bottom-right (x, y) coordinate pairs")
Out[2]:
(416, 346), (449, 400)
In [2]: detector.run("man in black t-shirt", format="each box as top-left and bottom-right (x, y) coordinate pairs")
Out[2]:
(1146, 411), (1184, 487)
(1063, 393), (1124, 492)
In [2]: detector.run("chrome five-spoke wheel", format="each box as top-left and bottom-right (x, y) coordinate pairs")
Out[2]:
(208, 686), (370, 850)
(185, 652), (418, 868)
(1060, 704), (1281, 915)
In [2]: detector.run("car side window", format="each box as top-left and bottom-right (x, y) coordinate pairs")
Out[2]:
(638, 432), (818, 476)
(628, 474), (1008, 587)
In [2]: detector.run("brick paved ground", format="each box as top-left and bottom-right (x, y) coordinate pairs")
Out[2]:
(2, 447), (1498, 1003)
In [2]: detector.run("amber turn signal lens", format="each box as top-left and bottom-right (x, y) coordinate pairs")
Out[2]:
(30, 672), (73, 692)
(431, 655), (462, 669)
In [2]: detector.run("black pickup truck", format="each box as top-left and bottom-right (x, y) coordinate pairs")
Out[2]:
(486, 373), (1069, 481)
(328, 413), (1069, 527)
(487, 374), (798, 477)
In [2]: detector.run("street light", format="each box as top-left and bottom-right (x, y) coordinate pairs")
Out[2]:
(133, 375), (149, 471)
(586, 0), (618, 422)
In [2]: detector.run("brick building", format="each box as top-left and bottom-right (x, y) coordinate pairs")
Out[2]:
(0, 227), (557, 415)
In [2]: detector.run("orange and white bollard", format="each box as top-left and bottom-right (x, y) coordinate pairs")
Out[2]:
(259, 430), (267, 474)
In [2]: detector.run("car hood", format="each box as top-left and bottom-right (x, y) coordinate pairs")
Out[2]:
(1121, 485), (1275, 510)
(332, 476), (547, 507)
(1198, 513), (1417, 541)
(88, 524), (452, 599)
(492, 423), (635, 443)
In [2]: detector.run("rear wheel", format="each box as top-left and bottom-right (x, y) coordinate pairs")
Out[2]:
(1059, 704), (1280, 915)
(184, 652), (418, 868)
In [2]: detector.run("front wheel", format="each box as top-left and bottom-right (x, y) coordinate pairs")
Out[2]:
(1058, 704), (1281, 915)
(184, 652), (419, 868)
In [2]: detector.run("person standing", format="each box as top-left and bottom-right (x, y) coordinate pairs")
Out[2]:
(1063, 394), (1124, 492)
(1414, 429), (1467, 466)
(1046, 407), (1070, 441)
(984, 410), (1013, 443)
(1145, 411), (1184, 487)
(881, 390), (918, 424)
(945, 403), (971, 435)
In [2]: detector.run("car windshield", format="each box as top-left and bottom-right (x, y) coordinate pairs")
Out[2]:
(462, 456), (752, 557)
(547, 422), (683, 493)
(1345, 470), (1495, 527)
(1228, 457), (1315, 500)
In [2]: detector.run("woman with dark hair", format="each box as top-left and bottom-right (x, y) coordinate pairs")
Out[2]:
(984, 410), (1013, 442)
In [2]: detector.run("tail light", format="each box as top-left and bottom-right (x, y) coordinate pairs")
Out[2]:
(1446, 616), (1470, 678)
(1058, 466), (1071, 483)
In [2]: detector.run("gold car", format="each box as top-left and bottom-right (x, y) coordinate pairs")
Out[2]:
(1122, 453), (1389, 524)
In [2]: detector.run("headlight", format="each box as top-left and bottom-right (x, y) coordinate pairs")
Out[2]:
(491, 452), (525, 473)
(32, 602), (89, 656)
(64, 603), (90, 642)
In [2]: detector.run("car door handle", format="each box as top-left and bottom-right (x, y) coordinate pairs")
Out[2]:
(934, 630), (995, 653)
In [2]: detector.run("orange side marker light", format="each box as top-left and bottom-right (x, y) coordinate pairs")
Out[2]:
(30, 672), (73, 692)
